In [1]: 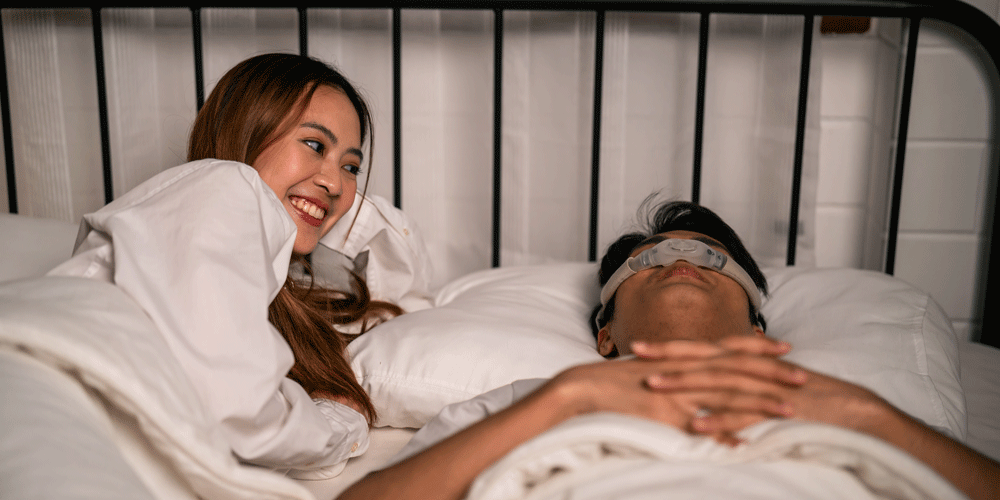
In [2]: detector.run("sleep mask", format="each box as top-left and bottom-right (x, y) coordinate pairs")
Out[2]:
(597, 238), (762, 325)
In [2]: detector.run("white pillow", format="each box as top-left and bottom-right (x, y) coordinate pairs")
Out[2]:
(763, 266), (965, 439)
(350, 263), (965, 439)
(349, 263), (604, 428)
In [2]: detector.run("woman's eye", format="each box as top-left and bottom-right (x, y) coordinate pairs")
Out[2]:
(343, 164), (362, 176)
(303, 140), (324, 154)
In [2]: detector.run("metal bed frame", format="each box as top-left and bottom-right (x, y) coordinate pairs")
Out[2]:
(2, 1), (998, 346)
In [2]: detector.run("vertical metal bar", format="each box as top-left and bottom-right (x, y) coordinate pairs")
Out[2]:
(92, 8), (114, 204)
(298, 10), (312, 262)
(982, 145), (999, 346)
(298, 7), (308, 57)
(0, 15), (18, 213)
(786, 15), (814, 266)
(192, 7), (205, 111)
(885, 17), (921, 275)
(691, 11), (710, 204)
(982, 141), (999, 345)
(392, 7), (402, 209)
(588, 10), (605, 262)
(492, 8), (504, 268)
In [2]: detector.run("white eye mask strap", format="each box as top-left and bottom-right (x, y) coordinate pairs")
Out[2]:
(597, 238), (762, 326)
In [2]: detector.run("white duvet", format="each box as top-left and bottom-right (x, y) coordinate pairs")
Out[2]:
(465, 413), (966, 500)
(0, 277), (314, 500)
(0, 276), (972, 500)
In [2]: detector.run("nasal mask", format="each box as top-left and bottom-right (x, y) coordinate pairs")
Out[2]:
(596, 238), (761, 327)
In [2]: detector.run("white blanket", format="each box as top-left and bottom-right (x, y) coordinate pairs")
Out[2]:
(0, 277), (314, 500)
(466, 414), (966, 500)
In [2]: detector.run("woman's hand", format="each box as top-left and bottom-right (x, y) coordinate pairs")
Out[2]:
(547, 336), (808, 443)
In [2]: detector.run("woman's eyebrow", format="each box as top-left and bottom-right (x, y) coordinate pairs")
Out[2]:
(302, 122), (364, 162)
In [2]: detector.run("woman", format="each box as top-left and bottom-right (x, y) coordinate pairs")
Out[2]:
(48, 53), (429, 477)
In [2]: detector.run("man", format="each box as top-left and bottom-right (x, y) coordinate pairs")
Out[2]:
(339, 200), (999, 500)
(591, 200), (769, 356)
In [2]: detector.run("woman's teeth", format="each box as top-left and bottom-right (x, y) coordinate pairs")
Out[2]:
(292, 197), (326, 220)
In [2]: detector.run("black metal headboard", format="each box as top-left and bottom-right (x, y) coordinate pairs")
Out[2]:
(2, 1), (998, 346)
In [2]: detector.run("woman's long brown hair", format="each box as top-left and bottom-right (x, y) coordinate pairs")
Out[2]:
(188, 53), (397, 425)
(270, 259), (401, 424)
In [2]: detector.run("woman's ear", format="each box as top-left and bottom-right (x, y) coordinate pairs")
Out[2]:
(597, 327), (617, 357)
(753, 325), (765, 338)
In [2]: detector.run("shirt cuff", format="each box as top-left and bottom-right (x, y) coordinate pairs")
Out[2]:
(284, 398), (370, 481)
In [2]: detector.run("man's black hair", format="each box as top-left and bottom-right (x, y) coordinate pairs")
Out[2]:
(591, 199), (769, 347)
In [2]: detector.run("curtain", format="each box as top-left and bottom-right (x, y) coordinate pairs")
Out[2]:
(2, 8), (821, 285)
(2, 9), (103, 221)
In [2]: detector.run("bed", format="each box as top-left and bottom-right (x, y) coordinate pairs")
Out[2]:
(2, 1), (999, 499)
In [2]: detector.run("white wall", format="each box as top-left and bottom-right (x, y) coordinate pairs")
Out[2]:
(814, 0), (999, 341)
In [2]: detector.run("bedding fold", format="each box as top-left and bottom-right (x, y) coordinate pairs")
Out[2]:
(0, 277), (314, 500)
(465, 414), (966, 500)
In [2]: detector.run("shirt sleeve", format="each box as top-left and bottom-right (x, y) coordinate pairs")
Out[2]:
(283, 397), (371, 480)
(71, 160), (367, 471)
(316, 193), (435, 313)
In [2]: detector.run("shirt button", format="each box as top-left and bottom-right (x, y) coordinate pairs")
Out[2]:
(351, 443), (359, 452)
(403, 228), (410, 236)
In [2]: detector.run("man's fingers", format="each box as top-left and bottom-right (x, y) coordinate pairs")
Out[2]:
(663, 387), (795, 418)
(693, 411), (771, 436)
(645, 355), (808, 388)
(630, 340), (727, 359)
(717, 335), (793, 356)
(630, 336), (793, 361)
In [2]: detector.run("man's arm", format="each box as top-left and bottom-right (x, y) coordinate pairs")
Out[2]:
(338, 337), (804, 500)
(781, 369), (999, 500)
(337, 376), (580, 500)
(649, 344), (1000, 500)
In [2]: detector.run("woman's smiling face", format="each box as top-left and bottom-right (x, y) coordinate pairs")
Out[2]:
(253, 85), (362, 255)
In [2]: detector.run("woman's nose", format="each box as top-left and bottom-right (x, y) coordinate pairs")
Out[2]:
(313, 168), (343, 195)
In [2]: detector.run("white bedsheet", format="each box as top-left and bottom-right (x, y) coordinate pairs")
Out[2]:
(297, 427), (416, 499)
(960, 340), (1000, 461)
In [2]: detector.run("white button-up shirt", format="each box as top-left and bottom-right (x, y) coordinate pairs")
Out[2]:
(47, 159), (427, 476)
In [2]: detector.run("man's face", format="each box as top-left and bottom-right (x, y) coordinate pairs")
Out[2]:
(598, 230), (762, 356)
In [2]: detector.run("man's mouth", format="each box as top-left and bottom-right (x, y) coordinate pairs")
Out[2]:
(291, 196), (327, 225)
(657, 264), (704, 282)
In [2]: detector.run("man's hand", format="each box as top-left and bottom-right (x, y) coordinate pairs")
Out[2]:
(549, 336), (807, 443)
(631, 335), (795, 360)
(645, 343), (884, 436)
(658, 349), (1000, 500)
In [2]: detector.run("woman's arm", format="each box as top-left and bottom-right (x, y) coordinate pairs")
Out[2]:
(84, 161), (367, 470)
(338, 336), (805, 500)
